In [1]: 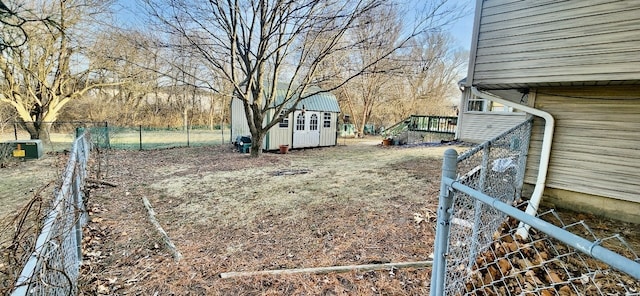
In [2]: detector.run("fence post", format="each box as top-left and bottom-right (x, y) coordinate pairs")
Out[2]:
(104, 121), (111, 149)
(430, 148), (458, 296)
(139, 125), (143, 151)
(14, 122), (18, 140)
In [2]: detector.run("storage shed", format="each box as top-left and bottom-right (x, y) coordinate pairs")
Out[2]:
(230, 85), (341, 151)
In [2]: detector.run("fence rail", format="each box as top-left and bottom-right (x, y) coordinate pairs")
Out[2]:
(10, 132), (91, 296)
(430, 120), (640, 295)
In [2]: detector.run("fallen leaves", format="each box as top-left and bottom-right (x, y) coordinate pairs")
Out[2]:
(463, 214), (640, 295)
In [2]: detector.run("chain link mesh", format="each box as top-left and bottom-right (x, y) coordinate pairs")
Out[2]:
(463, 205), (640, 295)
(440, 119), (640, 295)
(443, 119), (533, 294)
(11, 133), (91, 296)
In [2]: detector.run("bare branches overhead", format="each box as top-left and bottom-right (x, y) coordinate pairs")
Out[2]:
(142, 0), (464, 156)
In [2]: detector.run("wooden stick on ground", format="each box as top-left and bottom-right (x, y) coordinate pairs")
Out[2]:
(86, 178), (118, 187)
(141, 197), (182, 261)
(219, 260), (432, 279)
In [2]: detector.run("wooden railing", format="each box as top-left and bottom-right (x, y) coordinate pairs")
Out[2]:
(382, 115), (457, 138)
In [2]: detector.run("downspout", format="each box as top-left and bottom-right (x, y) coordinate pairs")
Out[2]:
(470, 87), (555, 239)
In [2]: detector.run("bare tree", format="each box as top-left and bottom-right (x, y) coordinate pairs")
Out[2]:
(0, 0), (61, 52)
(399, 32), (467, 117)
(333, 3), (402, 136)
(144, 0), (462, 157)
(0, 0), (117, 140)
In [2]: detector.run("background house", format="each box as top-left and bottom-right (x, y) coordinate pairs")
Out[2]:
(458, 0), (640, 222)
(456, 79), (528, 142)
(231, 85), (340, 151)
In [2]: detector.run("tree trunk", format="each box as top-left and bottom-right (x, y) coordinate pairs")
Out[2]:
(249, 130), (264, 157)
(183, 107), (188, 131)
(23, 121), (51, 142)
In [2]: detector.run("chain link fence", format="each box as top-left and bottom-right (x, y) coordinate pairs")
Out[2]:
(1, 122), (230, 152)
(430, 119), (640, 295)
(465, 205), (640, 295)
(10, 132), (91, 296)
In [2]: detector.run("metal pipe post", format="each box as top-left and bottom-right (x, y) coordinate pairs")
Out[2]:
(430, 149), (458, 296)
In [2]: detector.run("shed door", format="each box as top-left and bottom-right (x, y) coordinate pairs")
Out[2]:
(293, 111), (320, 148)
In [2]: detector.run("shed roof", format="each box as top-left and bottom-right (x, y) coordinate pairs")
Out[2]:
(271, 84), (341, 113)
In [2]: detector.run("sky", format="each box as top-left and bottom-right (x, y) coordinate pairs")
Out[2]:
(115, 0), (476, 50)
(448, 1), (475, 51)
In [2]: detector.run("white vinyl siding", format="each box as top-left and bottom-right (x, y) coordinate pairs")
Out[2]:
(457, 87), (527, 143)
(524, 86), (640, 204)
(470, 0), (640, 88)
(457, 113), (527, 143)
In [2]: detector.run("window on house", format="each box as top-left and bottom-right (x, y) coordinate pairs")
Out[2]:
(296, 113), (305, 130)
(467, 97), (488, 112)
(489, 102), (514, 112)
(323, 112), (331, 128)
(310, 114), (318, 131)
(278, 111), (289, 128)
(467, 96), (515, 112)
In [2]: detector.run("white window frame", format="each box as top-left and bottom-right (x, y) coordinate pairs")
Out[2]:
(323, 112), (331, 128)
(466, 95), (517, 113)
(296, 113), (305, 131)
(310, 114), (318, 131)
(278, 111), (289, 128)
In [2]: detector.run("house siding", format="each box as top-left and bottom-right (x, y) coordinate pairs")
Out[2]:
(470, 0), (640, 87)
(524, 86), (640, 204)
(458, 112), (528, 143)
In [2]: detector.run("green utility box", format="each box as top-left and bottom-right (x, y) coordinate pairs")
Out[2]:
(240, 143), (252, 153)
(6, 140), (43, 159)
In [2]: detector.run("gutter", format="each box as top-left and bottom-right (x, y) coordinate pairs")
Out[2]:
(470, 87), (555, 239)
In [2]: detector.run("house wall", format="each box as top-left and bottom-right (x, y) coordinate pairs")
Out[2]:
(457, 113), (527, 143)
(524, 86), (640, 207)
(469, 0), (640, 87)
(456, 87), (527, 143)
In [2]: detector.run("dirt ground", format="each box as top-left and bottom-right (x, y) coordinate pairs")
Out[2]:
(78, 140), (468, 295)
(3, 139), (638, 295)
(0, 155), (62, 223)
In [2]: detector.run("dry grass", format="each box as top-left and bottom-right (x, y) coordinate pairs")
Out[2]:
(0, 152), (67, 294)
(79, 140), (467, 295)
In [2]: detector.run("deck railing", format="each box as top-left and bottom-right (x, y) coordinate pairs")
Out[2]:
(382, 115), (457, 139)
